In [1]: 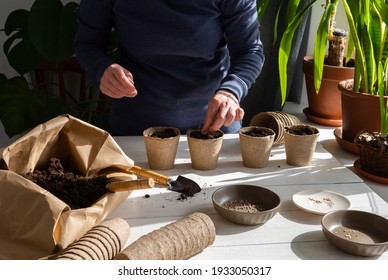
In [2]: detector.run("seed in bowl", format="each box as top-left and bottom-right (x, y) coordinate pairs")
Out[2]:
(222, 199), (266, 213)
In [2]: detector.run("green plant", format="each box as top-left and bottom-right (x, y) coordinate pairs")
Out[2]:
(258, 0), (347, 105)
(0, 0), (117, 138)
(278, 0), (346, 104)
(341, 0), (388, 135)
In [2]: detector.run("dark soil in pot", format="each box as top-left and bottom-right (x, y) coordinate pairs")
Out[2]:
(241, 127), (274, 137)
(150, 128), (178, 138)
(189, 130), (223, 139)
(354, 131), (388, 178)
(355, 131), (388, 151)
(23, 158), (108, 209)
(285, 124), (319, 135)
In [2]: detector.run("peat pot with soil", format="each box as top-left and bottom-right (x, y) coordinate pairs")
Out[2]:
(239, 126), (275, 168)
(187, 129), (224, 170)
(143, 127), (180, 170)
(284, 124), (319, 167)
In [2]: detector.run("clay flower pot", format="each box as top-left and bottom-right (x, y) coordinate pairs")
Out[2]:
(303, 55), (354, 127)
(284, 124), (319, 167)
(143, 127), (180, 170)
(187, 129), (224, 170)
(239, 126), (275, 168)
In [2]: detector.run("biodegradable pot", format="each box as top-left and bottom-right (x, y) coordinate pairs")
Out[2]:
(187, 129), (224, 170)
(284, 124), (319, 167)
(143, 127), (180, 170)
(239, 126), (275, 168)
(249, 111), (301, 145)
(303, 55), (354, 127)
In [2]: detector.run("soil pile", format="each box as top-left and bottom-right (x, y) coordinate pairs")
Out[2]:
(23, 158), (108, 209)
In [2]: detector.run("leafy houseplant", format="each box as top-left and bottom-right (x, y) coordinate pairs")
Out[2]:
(339, 0), (388, 178)
(242, 0), (312, 122)
(259, 0), (347, 104)
(0, 0), (117, 139)
(257, 1), (355, 125)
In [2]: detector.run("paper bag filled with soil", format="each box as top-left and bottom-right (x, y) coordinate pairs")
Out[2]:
(0, 114), (135, 260)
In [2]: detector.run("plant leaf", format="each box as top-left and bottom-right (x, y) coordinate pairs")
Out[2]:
(3, 9), (43, 75)
(28, 0), (78, 64)
(278, 0), (317, 105)
(0, 76), (64, 138)
(313, 3), (336, 93)
(257, 0), (271, 22)
(378, 62), (388, 136)
(342, 0), (367, 92)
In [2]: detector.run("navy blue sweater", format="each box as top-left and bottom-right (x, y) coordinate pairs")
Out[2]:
(74, 0), (264, 135)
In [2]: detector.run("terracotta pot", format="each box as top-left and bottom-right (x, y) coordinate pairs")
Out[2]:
(338, 79), (386, 143)
(239, 126), (275, 168)
(303, 55), (354, 126)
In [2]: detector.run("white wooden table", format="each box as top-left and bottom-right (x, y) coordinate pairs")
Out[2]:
(108, 128), (388, 260)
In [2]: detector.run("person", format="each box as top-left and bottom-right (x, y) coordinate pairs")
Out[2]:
(73, 0), (264, 136)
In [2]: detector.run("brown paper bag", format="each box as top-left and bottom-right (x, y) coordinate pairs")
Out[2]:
(0, 114), (135, 260)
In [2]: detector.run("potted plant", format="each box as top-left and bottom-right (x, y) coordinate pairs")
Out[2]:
(270, 0), (356, 126)
(338, 0), (388, 145)
(337, 0), (388, 180)
(0, 0), (118, 139)
(242, 0), (312, 123)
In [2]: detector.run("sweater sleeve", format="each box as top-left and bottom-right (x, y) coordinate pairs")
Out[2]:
(73, 0), (116, 85)
(219, 0), (265, 101)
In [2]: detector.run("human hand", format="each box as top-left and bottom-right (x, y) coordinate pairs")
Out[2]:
(100, 64), (138, 98)
(202, 90), (244, 134)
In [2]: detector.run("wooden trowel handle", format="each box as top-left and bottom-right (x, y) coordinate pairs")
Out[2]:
(130, 165), (170, 186)
(107, 164), (171, 186)
(107, 178), (155, 192)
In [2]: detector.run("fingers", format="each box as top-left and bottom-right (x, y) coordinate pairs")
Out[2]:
(202, 91), (244, 134)
(100, 64), (138, 98)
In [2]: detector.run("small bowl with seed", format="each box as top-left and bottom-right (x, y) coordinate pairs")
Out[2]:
(212, 184), (281, 225)
(321, 210), (388, 257)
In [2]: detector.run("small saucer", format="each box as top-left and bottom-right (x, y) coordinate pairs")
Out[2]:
(353, 159), (388, 185)
(292, 189), (351, 215)
(333, 127), (359, 155)
(303, 107), (342, 127)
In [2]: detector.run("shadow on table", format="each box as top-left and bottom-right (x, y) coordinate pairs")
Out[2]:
(209, 213), (264, 236)
(278, 204), (322, 225)
(290, 231), (380, 260)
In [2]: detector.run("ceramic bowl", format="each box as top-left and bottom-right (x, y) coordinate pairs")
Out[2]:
(212, 185), (281, 225)
(321, 210), (388, 257)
